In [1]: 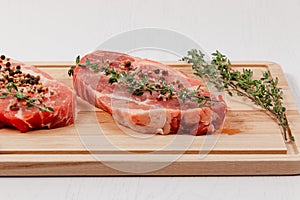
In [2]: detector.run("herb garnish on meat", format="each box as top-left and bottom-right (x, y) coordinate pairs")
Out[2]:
(69, 56), (219, 107)
(0, 55), (54, 113)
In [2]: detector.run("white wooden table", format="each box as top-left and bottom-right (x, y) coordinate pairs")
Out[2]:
(0, 0), (300, 199)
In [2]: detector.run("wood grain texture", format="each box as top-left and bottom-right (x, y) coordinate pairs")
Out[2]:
(0, 61), (299, 176)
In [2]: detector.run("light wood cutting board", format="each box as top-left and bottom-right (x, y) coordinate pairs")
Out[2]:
(0, 61), (299, 176)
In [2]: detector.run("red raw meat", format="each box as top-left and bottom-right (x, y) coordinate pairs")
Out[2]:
(73, 51), (226, 135)
(0, 60), (76, 132)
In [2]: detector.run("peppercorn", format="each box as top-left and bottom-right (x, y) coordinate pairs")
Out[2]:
(0, 55), (5, 60)
(16, 65), (21, 70)
(8, 77), (14, 82)
(154, 69), (160, 74)
(5, 62), (11, 67)
(159, 77), (165, 81)
(25, 78), (31, 83)
(125, 60), (131, 67)
(9, 71), (15, 76)
(9, 105), (19, 111)
(162, 70), (168, 76)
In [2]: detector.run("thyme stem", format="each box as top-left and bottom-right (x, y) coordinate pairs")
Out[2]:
(183, 49), (293, 142)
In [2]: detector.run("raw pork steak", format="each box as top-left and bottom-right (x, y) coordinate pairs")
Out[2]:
(0, 56), (76, 132)
(73, 51), (226, 135)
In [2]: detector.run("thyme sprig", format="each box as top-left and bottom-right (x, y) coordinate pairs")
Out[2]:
(0, 82), (54, 112)
(68, 55), (80, 77)
(183, 49), (293, 142)
(71, 57), (219, 107)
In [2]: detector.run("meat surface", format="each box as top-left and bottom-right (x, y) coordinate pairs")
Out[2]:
(0, 58), (76, 132)
(73, 50), (226, 135)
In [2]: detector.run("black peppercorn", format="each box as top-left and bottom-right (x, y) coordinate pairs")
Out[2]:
(162, 70), (168, 76)
(9, 71), (15, 76)
(159, 77), (165, 81)
(154, 69), (160, 74)
(16, 65), (21, 70)
(0, 55), (5, 60)
(5, 62), (11, 67)
(9, 105), (19, 111)
(8, 77), (14, 82)
(125, 60), (131, 67)
(178, 83), (183, 88)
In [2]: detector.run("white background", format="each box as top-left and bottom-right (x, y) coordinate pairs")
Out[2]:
(1, 0), (300, 199)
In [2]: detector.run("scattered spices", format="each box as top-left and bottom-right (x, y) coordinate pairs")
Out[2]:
(0, 55), (54, 112)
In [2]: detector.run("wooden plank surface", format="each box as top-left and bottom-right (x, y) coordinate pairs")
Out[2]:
(0, 61), (299, 175)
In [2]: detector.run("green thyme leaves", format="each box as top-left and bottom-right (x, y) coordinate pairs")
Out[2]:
(6, 82), (18, 92)
(68, 55), (81, 77)
(183, 49), (293, 142)
(73, 56), (219, 107)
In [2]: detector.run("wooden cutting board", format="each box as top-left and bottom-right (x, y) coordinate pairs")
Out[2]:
(0, 61), (299, 176)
